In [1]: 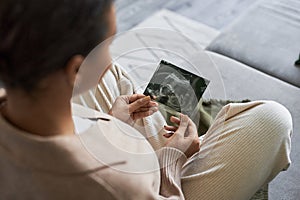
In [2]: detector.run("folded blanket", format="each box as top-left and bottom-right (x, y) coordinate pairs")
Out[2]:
(198, 99), (251, 136)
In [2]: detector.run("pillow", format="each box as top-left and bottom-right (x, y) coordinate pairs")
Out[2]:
(207, 0), (300, 87)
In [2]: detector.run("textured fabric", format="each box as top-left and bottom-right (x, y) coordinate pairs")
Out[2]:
(76, 63), (292, 199)
(199, 51), (300, 199)
(250, 185), (269, 200)
(0, 103), (188, 199)
(195, 99), (270, 200)
(181, 101), (292, 200)
(206, 0), (300, 87)
(196, 99), (270, 200)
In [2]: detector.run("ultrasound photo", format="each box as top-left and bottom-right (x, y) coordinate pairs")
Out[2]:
(144, 60), (210, 117)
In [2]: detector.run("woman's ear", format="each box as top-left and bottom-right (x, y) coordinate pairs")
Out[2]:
(64, 55), (84, 87)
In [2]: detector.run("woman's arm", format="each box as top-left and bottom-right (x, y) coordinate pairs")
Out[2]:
(156, 147), (187, 199)
(155, 114), (200, 199)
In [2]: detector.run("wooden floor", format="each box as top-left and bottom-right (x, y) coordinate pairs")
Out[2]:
(115, 0), (259, 32)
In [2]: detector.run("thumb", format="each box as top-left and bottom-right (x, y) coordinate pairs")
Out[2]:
(175, 114), (189, 137)
(129, 96), (151, 113)
(186, 119), (198, 138)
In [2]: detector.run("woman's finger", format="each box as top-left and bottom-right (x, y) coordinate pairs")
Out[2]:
(136, 101), (158, 109)
(148, 101), (158, 107)
(164, 125), (177, 132)
(131, 107), (158, 120)
(135, 103), (158, 112)
(129, 96), (151, 113)
(150, 95), (157, 100)
(135, 107), (154, 112)
(163, 132), (174, 138)
(186, 119), (198, 138)
(170, 116), (181, 125)
(128, 94), (146, 103)
(175, 114), (189, 137)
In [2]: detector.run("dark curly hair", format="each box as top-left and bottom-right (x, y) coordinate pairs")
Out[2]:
(0, 0), (114, 91)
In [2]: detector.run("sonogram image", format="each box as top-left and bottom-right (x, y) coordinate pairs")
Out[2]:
(144, 60), (209, 117)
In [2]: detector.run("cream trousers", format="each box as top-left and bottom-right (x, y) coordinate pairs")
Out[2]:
(181, 101), (292, 200)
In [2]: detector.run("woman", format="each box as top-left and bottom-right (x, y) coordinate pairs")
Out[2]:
(0, 0), (199, 199)
(0, 0), (293, 200)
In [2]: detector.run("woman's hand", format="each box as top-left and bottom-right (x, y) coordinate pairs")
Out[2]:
(163, 114), (200, 158)
(109, 94), (158, 125)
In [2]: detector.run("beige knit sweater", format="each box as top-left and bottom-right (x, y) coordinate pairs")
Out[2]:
(0, 103), (188, 199)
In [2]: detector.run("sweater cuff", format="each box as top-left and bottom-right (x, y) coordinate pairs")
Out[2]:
(156, 147), (187, 170)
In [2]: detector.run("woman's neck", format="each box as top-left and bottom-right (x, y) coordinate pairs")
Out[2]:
(1, 90), (75, 137)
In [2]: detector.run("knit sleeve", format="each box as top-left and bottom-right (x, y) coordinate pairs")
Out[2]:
(156, 147), (188, 200)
